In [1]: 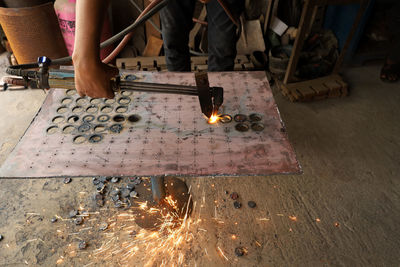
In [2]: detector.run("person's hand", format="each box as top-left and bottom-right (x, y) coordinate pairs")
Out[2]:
(73, 57), (119, 99)
(73, 0), (118, 99)
(199, 0), (211, 3)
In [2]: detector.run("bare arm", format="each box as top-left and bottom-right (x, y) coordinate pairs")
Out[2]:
(72, 0), (118, 99)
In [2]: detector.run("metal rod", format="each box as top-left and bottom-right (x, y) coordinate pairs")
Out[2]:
(119, 81), (197, 91)
(119, 84), (197, 93)
(120, 86), (198, 96)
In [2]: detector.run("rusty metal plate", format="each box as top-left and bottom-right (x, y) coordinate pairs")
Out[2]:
(0, 71), (301, 178)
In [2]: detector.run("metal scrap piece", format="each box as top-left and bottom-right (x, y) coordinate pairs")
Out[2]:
(78, 241), (87, 250)
(74, 216), (83, 225)
(99, 222), (108, 231)
(69, 210), (78, 218)
(234, 201), (242, 209)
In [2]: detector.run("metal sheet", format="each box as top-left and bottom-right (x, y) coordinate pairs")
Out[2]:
(0, 71), (301, 178)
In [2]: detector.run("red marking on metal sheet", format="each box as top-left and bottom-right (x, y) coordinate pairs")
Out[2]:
(0, 71), (301, 177)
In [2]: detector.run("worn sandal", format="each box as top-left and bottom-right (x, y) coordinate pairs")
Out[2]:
(380, 61), (400, 83)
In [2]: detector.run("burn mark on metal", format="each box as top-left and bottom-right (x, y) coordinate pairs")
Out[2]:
(128, 114), (141, 123)
(113, 115), (125, 122)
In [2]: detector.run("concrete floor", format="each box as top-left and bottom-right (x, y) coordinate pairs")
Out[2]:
(0, 65), (399, 266)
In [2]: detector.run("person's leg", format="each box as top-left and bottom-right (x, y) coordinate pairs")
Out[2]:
(206, 0), (244, 71)
(160, 0), (196, 71)
(381, 2), (400, 82)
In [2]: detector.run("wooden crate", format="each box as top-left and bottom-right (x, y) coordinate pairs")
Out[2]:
(279, 74), (348, 102)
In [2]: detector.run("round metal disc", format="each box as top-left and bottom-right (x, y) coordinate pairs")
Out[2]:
(234, 114), (248, 122)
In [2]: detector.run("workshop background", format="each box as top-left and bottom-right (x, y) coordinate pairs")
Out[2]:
(0, 0), (399, 266)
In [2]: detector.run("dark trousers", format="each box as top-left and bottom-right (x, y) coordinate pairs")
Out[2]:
(389, 3), (400, 61)
(160, 0), (244, 71)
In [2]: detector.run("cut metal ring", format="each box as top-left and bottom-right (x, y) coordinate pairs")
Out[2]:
(78, 124), (91, 133)
(109, 124), (123, 133)
(219, 114), (232, 123)
(249, 113), (262, 122)
(251, 122), (265, 132)
(235, 123), (249, 132)
(97, 114), (110, 123)
(234, 114), (247, 122)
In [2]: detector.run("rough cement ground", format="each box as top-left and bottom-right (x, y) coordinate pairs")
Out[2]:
(0, 65), (399, 266)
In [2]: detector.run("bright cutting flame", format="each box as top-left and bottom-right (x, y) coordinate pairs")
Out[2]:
(207, 114), (219, 124)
